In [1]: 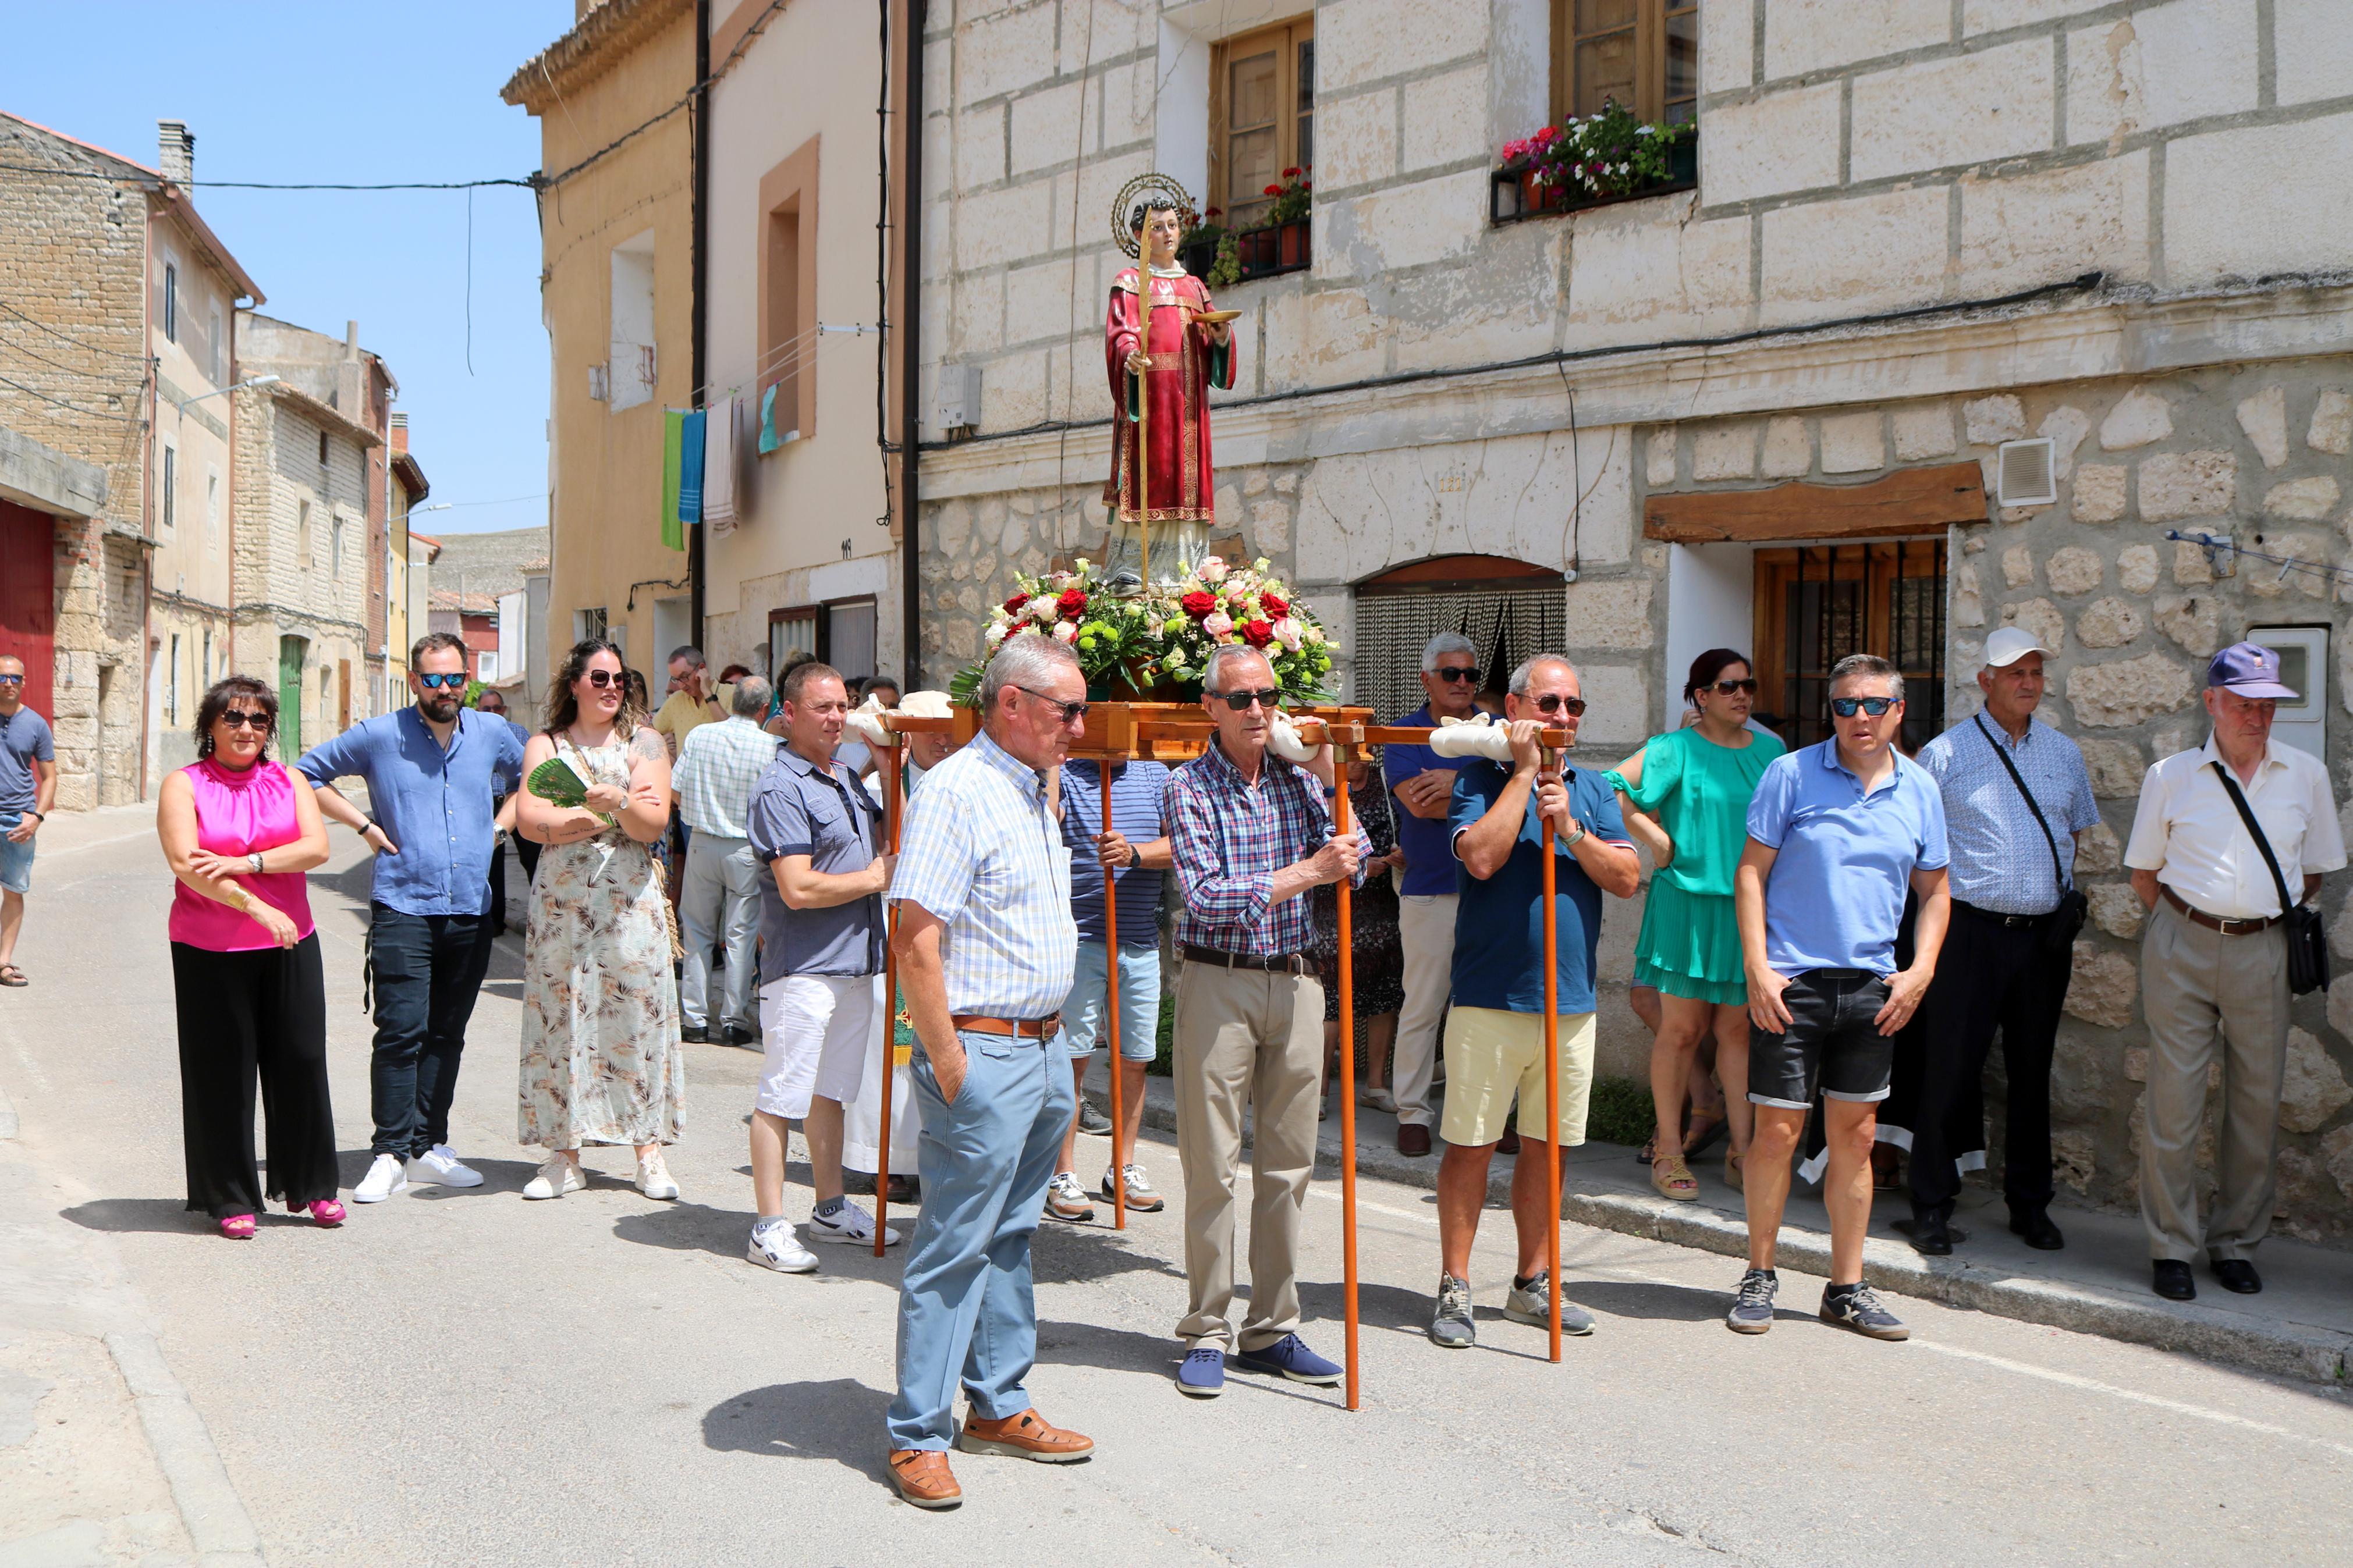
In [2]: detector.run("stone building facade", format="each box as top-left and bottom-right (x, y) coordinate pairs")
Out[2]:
(915, 0), (2353, 1237)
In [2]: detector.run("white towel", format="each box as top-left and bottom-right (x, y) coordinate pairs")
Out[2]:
(704, 393), (738, 534)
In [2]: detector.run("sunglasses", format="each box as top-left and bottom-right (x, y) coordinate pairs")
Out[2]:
(1432, 667), (1480, 684)
(1013, 684), (1089, 725)
(0, 674), (22, 686)
(1830, 696), (1898, 718)
(417, 672), (467, 690)
(1709, 678), (1759, 696)
(219, 709), (271, 731)
(1211, 687), (1284, 713)
(1528, 694), (1587, 716)
(583, 670), (624, 689)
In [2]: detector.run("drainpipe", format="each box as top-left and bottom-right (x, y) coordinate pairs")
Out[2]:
(900, 0), (924, 682)
(688, 0), (711, 646)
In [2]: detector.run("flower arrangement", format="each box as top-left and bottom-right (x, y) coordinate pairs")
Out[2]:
(950, 554), (1337, 707)
(1500, 101), (1693, 199)
(1258, 166), (1312, 227)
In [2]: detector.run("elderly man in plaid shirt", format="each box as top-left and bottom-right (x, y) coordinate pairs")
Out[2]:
(672, 675), (783, 1044)
(1166, 644), (1369, 1400)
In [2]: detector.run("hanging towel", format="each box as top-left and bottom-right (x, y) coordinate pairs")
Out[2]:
(758, 383), (780, 454)
(703, 396), (737, 535)
(661, 409), (685, 551)
(677, 408), (707, 529)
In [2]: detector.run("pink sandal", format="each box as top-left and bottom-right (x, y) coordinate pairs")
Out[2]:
(219, 1214), (257, 1240)
(291, 1199), (346, 1227)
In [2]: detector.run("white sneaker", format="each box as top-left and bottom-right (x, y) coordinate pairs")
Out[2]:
(353, 1153), (409, 1203)
(522, 1155), (587, 1200)
(747, 1222), (820, 1274)
(409, 1145), (485, 1189)
(808, 1200), (899, 1247)
(1099, 1163), (1166, 1213)
(635, 1150), (681, 1201)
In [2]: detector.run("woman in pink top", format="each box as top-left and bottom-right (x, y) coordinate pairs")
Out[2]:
(157, 676), (338, 1239)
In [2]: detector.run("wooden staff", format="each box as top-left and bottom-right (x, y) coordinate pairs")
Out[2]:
(1134, 276), (1151, 583)
(1541, 744), (1562, 1363)
(875, 737), (905, 1260)
(1334, 742), (1361, 1412)
(1101, 760), (1126, 1229)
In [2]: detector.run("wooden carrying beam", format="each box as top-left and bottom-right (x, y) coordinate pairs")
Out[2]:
(1642, 461), (1988, 544)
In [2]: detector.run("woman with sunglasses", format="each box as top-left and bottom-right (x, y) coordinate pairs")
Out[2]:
(157, 677), (342, 1239)
(1604, 650), (1785, 1199)
(516, 641), (686, 1201)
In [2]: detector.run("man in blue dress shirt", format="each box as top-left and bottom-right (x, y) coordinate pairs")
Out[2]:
(298, 633), (525, 1203)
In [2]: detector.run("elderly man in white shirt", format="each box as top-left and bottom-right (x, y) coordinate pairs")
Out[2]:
(672, 677), (783, 1044)
(2125, 642), (2345, 1304)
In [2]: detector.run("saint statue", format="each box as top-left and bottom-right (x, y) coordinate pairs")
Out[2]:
(1102, 179), (1235, 589)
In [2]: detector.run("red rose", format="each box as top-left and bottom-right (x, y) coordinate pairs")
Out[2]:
(1242, 618), (1275, 649)
(1282, 166), (1300, 178)
(1002, 592), (1027, 615)
(1057, 588), (1088, 617)
(1263, 183), (1283, 197)
(1258, 591), (1289, 617)
(1180, 591), (1218, 619)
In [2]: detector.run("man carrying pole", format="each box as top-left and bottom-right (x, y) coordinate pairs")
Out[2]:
(1424, 657), (1638, 1349)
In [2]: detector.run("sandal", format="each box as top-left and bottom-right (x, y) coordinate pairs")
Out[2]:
(218, 1214), (257, 1240)
(292, 1199), (346, 1226)
(1637, 1133), (1658, 1165)
(0, 963), (25, 987)
(1651, 1154), (1699, 1201)
(1724, 1149), (1744, 1193)
(1683, 1109), (1729, 1160)
(1871, 1145), (1904, 1192)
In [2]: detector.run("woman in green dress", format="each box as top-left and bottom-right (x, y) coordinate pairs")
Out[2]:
(1605, 650), (1784, 1201)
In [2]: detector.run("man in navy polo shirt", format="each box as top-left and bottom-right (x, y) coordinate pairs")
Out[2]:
(1730, 653), (1950, 1341)
(1380, 630), (1483, 1156)
(1425, 655), (1639, 1349)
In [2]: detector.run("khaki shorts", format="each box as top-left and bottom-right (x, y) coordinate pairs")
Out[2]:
(1438, 1006), (1595, 1148)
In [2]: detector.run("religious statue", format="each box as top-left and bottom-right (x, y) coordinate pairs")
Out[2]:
(1101, 173), (1237, 590)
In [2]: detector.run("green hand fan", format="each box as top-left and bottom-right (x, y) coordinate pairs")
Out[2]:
(528, 756), (593, 808)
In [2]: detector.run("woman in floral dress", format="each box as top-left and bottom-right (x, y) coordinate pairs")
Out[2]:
(516, 640), (686, 1202)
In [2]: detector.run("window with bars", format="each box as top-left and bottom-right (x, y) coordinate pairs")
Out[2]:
(1211, 17), (1314, 232)
(1353, 557), (1570, 724)
(1750, 539), (1948, 755)
(1552, 0), (1699, 125)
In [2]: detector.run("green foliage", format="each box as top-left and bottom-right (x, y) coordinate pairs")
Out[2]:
(1510, 101), (1694, 198)
(1205, 233), (1242, 290)
(1584, 1075), (1657, 1149)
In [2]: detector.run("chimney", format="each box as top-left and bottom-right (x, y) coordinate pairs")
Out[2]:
(390, 412), (409, 456)
(335, 319), (363, 413)
(157, 120), (194, 186)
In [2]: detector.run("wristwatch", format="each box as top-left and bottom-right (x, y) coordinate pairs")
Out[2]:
(249, 852), (265, 874)
(1561, 819), (1587, 849)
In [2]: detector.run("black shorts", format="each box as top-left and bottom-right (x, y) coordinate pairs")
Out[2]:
(1748, 968), (1894, 1110)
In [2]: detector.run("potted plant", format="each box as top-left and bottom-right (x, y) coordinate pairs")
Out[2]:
(1493, 102), (1697, 222)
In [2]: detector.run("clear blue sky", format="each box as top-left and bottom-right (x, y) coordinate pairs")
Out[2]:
(0, 1), (574, 535)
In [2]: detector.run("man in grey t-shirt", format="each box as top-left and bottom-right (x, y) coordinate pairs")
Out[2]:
(0, 655), (58, 988)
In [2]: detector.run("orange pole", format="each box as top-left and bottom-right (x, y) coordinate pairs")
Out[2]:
(876, 739), (904, 1259)
(1334, 748), (1360, 1412)
(1101, 760), (1126, 1230)
(1541, 751), (1562, 1363)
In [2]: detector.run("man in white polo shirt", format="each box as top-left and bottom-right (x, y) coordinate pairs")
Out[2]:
(2126, 641), (2344, 1303)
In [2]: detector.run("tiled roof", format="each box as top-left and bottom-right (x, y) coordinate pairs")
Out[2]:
(502, 0), (695, 111)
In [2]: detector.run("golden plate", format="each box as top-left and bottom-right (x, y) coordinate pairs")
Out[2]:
(1191, 308), (1240, 325)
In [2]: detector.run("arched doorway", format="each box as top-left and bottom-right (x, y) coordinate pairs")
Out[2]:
(1351, 554), (1566, 723)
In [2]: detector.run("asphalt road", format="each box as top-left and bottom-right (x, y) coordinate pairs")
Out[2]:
(6, 825), (2353, 1565)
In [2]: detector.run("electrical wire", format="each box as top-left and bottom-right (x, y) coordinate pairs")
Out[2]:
(0, 160), (530, 190)
(0, 368), (143, 421)
(0, 296), (148, 361)
(535, 0), (790, 195)
(2166, 529), (2353, 589)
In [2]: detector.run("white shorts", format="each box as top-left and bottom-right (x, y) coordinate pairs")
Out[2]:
(756, 973), (876, 1121)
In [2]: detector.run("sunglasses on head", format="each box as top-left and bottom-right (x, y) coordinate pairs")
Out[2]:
(1830, 695), (1898, 717)
(1527, 694), (1587, 716)
(219, 709), (271, 731)
(1211, 687), (1283, 713)
(417, 671), (466, 690)
(1012, 684), (1089, 725)
(1432, 666), (1480, 684)
(583, 669), (624, 689)
(1708, 678), (1759, 696)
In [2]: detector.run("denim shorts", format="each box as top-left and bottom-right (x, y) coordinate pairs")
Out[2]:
(1057, 940), (1160, 1063)
(1747, 968), (1894, 1110)
(0, 812), (32, 895)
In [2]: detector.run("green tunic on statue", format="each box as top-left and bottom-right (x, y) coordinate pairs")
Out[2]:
(1603, 724), (1787, 1005)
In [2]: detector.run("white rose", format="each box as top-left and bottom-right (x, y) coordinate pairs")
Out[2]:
(1026, 595), (1056, 624)
(1203, 610), (1235, 638)
(1198, 555), (1228, 584)
(1052, 621), (1079, 643)
(985, 623), (1010, 646)
(1273, 617), (1303, 650)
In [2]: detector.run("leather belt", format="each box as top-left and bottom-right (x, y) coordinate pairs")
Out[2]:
(1953, 899), (2051, 930)
(1181, 943), (1311, 975)
(950, 1012), (1063, 1038)
(2161, 884), (2281, 936)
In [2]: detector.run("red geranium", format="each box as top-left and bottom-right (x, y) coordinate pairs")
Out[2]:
(1282, 166), (1300, 178)
(1057, 588), (1088, 617)
(1242, 619), (1275, 649)
(1180, 590), (1218, 620)
(1002, 592), (1027, 615)
(1258, 591), (1290, 617)
(1263, 183), (1283, 197)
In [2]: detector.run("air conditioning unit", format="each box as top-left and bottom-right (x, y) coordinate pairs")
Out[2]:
(1996, 438), (2057, 507)
(934, 363), (981, 433)
(588, 363), (609, 402)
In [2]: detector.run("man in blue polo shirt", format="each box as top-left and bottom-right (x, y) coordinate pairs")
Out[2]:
(1425, 655), (1639, 1349)
(1730, 653), (1950, 1341)
(299, 632), (526, 1203)
(1380, 630), (1483, 1156)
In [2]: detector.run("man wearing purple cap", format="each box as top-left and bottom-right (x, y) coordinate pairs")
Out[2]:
(2125, 641), (2344, 1302)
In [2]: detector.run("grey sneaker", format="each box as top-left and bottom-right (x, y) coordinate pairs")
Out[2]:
(1726, 1267), (1779, 1334)
(1077, 1098), (1113, 1136)
(1502, 1270), (1595, 1336)
(1819, 1282), (1910, 1341)
(1428, 1275), (1475, 1348)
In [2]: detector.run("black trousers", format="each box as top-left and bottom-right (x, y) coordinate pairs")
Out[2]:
(365, 903), (496, 1159)
(1907, 904), (2072, 1214)
(173, 936), (337, 1219)
(487, 837), (509, 936)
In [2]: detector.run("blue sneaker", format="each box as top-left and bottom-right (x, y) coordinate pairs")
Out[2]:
(1231, 1332), (1342, 1386)
(1175, 1346), (1225, 1398)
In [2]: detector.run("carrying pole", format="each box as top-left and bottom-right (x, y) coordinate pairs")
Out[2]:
(1334, 745), (1361, 1412)
(875, 738), (905, 1259)
(1541, 747), (1562, 1362)
(1101, 759), (1126, 1229)
(1135, 281), (1151, 580)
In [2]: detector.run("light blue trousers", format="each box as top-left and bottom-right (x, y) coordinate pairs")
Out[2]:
(677, 831), (760, 1033)
(885, 1027), (1075, 1450)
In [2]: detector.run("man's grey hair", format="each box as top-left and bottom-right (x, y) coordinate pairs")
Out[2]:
(1421, 631), (1477, 674)
(730, 675), (772, 718)
(668, 645), (705, 669)
(1507, 653), (1576, 698)
(981, 631), (1082, 709)
(1204, 642), (1274, 694)
(1829, 652), (1903, 702)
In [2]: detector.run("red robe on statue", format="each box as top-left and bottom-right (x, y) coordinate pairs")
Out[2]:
(1102, 266), (1234, 523)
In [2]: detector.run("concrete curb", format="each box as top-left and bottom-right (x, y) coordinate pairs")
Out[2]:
(105, 1331), (266, 1568)
(1103, 1086), (2353, 1386)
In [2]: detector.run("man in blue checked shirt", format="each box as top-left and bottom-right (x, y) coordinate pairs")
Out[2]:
(883, 634), (1095, 1509)
(1165, 643), (1368, 1401)
(299, 632), (524, 1204)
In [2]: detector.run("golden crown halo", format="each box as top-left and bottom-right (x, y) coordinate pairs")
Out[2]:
(1110, 172), (1198, 259)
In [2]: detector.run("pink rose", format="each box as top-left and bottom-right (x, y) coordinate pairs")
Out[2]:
(1052, 621), (1078, 643)
(1198, 555), (1228, 585)
(1202, 610), (1235, 638)
(1273, 617), (1303, 650)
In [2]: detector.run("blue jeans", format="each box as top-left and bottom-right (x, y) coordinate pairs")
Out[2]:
(886, 1028), (1075, 1451)
(364, 904), (496, 1158)
(0, 810), (33, 895)
(1057, 940), (1160, 1063)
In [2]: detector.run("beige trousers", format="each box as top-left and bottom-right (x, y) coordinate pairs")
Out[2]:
(2138, 898), (2289, 1263)
(1173, 960), (1326, 1350)
(1392, 894), (1457, 1128)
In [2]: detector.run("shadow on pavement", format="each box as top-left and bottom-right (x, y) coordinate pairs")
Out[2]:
(1567, 1278), (1738, 1324)
(1032, 1317), (1178, 1377)
(704, 1377), (890, 1481)
(1030, 1221), (1186, 1286)
(60, 1197), (196, 1234)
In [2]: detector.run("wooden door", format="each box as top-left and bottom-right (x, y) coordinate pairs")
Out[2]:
(1751, 538), (1947, 755)
(338, 659), (352, 732)
(278, 636), (306, 758)
(0, 500), (56, 720)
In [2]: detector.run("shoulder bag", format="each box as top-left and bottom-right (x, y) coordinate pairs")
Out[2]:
(1975, 715), (2088, 954)
(2208, 760), (2329, 994)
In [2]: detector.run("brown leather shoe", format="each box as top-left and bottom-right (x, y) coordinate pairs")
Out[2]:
(888, 1448), (963, 1509)
(955, 1406), (1096, 1463)
(1397, 1123), (1432, 1157)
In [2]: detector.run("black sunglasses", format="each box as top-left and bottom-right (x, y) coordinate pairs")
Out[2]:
(1432, 666), (1480, 684)
(1709, 678), (1759, 696)
(1013, 684), (1089, 725)
(583, 669), (624, 689)
(1211, 687), (1283, 712)
(219, 709), (271, 731)
(418, 671), (467, 690)
(1528, 694), (1587, 716)
(0, 674), (22, 685)
(1830, 695), (1898, 717)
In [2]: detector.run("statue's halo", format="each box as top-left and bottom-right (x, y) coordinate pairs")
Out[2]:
(1110, 172), (1198, 261)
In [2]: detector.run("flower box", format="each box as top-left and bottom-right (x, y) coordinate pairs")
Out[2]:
(1491, 128), (1699, 226)
(1176, 217), (1311, 286)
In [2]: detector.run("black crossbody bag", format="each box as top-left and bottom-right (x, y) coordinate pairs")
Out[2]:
(2208, 760), (2329, 995)
(1975, 715), (2088, 954)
